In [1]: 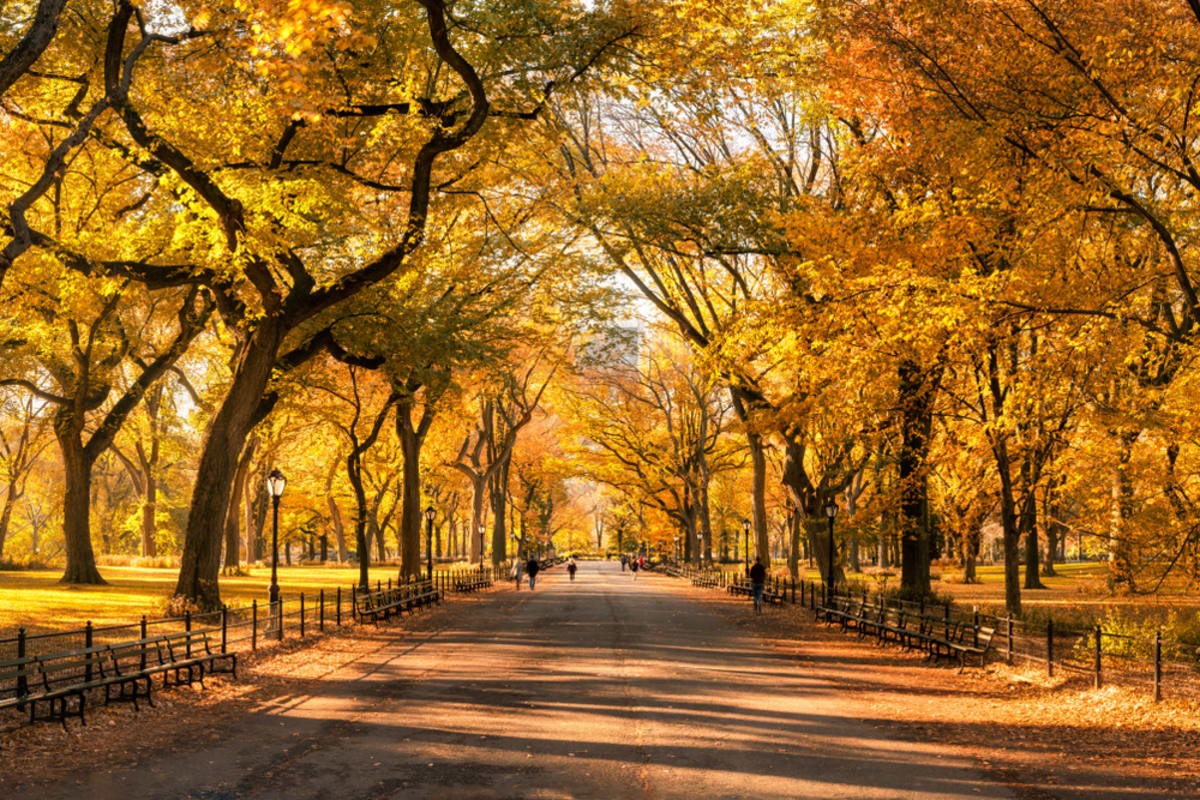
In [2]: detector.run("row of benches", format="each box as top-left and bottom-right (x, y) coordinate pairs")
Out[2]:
(727, 577), (786, 605)
(817, 596), (995, 670)
(0, 630), (234, 728)
(353, 581), (441, 623)
(453, 574), (492, 593)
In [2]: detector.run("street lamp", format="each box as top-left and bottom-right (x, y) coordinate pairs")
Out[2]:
(424, 505), (435, 581)
(266, 468), (286, 640)
(824, 498), (838, 603)
(478, 524), (486, 568)
(742, 518), (751, 571)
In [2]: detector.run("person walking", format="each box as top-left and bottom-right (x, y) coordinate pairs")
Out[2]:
(512, 556), (523, 592)
(567, 557), (577, 581)
(630, 557), (639, 580)
(620, 554), (627, 572)
(749, 557), (767, 614)
(526, 556), (540, 590)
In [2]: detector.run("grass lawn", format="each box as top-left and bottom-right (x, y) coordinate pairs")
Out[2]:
(0, 563), (388, 638)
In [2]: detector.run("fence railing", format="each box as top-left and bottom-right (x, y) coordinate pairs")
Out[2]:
(669, 564), (1199, 703)
(0, 566), (506, 694)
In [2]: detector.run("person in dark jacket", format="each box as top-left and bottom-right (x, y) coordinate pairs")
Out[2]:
(749, 558), (767, 614)
(526, 557), (540, 590)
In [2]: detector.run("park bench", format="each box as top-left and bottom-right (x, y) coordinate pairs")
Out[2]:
(934, 624), (996, 671)
(354, 583), (437, 624)
(453, 575), (492, 593)
(0, 629), (239, 730)
(159, 630), (237, 687)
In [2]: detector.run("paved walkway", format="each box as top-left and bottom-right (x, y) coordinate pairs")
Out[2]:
(21, 563), (1012, 799)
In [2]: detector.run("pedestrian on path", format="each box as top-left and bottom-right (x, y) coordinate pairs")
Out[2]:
(568, 557), (577, 581)
(512, 557), (523, 591)
(526, 556), (540, 590)
(630, 558), (639, 580)
(749, 557), (766, 614)
(620, 554), (627, 572)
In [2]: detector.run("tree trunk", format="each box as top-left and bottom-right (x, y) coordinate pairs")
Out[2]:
(325, 462), (347, 563)
(786, 509), (801, 579)
(175, 323), (283, 608)
(57, 427), (104, 584)
(397, 405), (424, 577)
(489, 457), (511, 568)
(469, 475), (486, 563)
(0, 489), (16, 561)
(898, 359), (934, 597)
(804, 516), (843, 589)
(140, 467), (157, 558)
(1042, 478), (1064, 577)
(223, 439), (255, 571)
(698, 473), (714, 564)
(1108, 428), (1139, 591)
(995, 439), (1022, 615)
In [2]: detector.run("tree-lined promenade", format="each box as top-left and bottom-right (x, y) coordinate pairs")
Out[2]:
(1, 0), (1199, 664)
(6, 565), (1196, 800)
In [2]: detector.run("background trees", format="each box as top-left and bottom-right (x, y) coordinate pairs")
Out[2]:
(2, 0), (1200, 618)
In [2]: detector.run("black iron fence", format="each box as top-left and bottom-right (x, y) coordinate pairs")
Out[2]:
(1, 566), (505, 691)
(670, 564), (1200, 703)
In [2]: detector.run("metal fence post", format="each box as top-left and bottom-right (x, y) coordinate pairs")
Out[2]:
(320, 588), (325, 633)
(1006, 617), (1013, 665)
(336, 586), (342, 626)
(300, 592), (305, 639)
(1093, 625), (1102, 689)
(1046, 619), (1054, 677)
(84, 620), (93, 682)
(140, 615), (148, 672)
(221, 604), (228, 654)
(16, 627), (27, 698)
(252, 599), (258, 651)
(1154, 630), (1162, 702)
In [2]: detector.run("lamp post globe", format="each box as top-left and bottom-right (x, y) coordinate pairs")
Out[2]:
(823, 499), (838, 603)
(266, 468), (286, 639)
(741, 517), (751, 570)
(424, 505), (435, 581)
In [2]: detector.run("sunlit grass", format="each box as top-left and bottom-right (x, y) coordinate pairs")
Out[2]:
(0, 563), (387, 637)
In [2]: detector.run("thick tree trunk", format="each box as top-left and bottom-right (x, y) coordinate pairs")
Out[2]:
(489, 458), (511, 568)
(397, 405), (424, 577)
(898, 359), (934, 597)
(995, 440), (1022, 615)
(804, 516), (844, 590)
(175, 323), (283, 608)
(0, 490), (16, 561)
(698, 474), (714, 564)
(57, 429), (104, 584)
(786, 510), (801, 580)
(469, 475), (486, 563)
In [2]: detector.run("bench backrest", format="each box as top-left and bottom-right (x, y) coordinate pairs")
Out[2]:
(162, 630), (213, 661)
(108, 637), (169, 673)
(37, 645), (112, 689)
(976, 626), (996, 648)
(0, 656), (38, 697)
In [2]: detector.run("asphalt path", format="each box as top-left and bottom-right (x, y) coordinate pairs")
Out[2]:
(21, 562), (1013, 800)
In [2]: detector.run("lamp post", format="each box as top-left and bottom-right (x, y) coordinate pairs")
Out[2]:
(266, 468), (286, 640)
(424, 505), (435, 581)
(824, 498), (838, 603)
(478, 525), (486, 568)
(742, 518), (751, 572)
